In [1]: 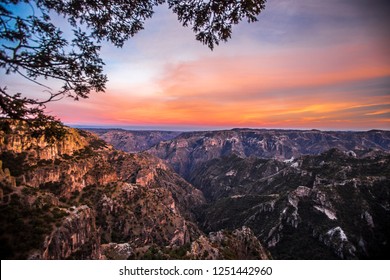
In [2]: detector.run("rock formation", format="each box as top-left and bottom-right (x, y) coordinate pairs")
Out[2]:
(2, 122), (389, 259)
(0, 120), (208, 259)
(147, 128), (390, 179)
(85, 128), (180, 153)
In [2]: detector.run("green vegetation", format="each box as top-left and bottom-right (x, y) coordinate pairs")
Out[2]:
(137, 243), (191, 260)
(0, 121), (12, 134)
(270, 223), (338, 260)
(0, 152), (29, 176)
(140, 246), (166, 260)
(89, 138), (108, 150)
(73, 147), (95, 159)
(0, 189), (69, 259)
(0, 181), (13, 196)
(67, 240), (97, 260)
(39, 181), (63, 196)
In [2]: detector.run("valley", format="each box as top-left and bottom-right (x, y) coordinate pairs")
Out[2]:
(0, 121), (389, 259)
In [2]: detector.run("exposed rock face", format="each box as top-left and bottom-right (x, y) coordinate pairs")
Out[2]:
(40, 206), (101, 260)
(4, 122), (388, 260)
(147, 128), (390, 179)
(0, 160), (16, 190)
(196, 149), (390, 259)
(0, 120), (207, 259)
(121, 226), (271, 260)
(188, 227), (271, 260)
(0, 121), (89, 160)
(85, 129), (181, 153)
(101, 243), (134, 260)
(85, 127), (390, 259)
(86, 181), (202, 249)
(0, 164), (97, 259)
(189, 155), (292, 201)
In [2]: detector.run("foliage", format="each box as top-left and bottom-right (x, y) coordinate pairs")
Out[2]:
(0, 151), (29, 176)
(0, 102), (67, 143)
(88, 137), (108, 150)
(0, 190), (67, 259)
(39, 181), (62, 195)
(168, 0), (266, 49)
(1, 0), (266, 121)
(140, 245), (166, 260)
(270, 223), (338, 260)
(1, 0), (106, 104)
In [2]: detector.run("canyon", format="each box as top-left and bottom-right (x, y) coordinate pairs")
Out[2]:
(0, 120), (269, 259)
(1, 121), (389, 259)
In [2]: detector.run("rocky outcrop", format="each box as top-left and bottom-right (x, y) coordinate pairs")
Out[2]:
(88, 127), (390, 260)
(86, 128), (181, 153)
(86, 181), (202, 249)
(38, 206), (101, 260)
(188, 227), (271, 260)
(146, 128), (390, 179)
(0, 160), (16, 190)
(189, 154), (293, 201)
(0, 121), (91, 160)
(101, 243), (134, 260)
(3, 120), (388, 260)
(197, 149), (390, 259)
(117, 226), (271, 260)
(0, 119), (206, 259)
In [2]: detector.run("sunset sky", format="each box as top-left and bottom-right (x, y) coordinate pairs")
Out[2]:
(4, 0), (390, 130)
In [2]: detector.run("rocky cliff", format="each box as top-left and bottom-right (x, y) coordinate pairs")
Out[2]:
(1, 120), (273, 260)
(88, 127), (390, 259)
(0, 120), (210, 259)
(124, 226), (271, 260)
(195, 149), (390, 259)
(3, 123), (388, 260)
(85, 128), (181, 153)
(147, 128), (390, 179)
(188, 226), (271, 260)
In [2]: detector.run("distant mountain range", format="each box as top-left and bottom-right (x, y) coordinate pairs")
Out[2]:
(0, 121), (269, 260)
(1, 122), (389, 259)
(92, 127), (390, 259)
(147, 128), (390, 178)
(84, 128), (180, 153)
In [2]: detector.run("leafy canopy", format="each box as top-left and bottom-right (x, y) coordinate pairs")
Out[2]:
(0, 0), (266, 123)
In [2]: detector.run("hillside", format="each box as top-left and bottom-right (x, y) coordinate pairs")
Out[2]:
(0, 120), (269, 259)
(85, 128), (181, 153)
(98, 127), (390, 259)
(147, 128), (390, 179)
(193, 150), (390, 259)
(2, 123), (389, 259)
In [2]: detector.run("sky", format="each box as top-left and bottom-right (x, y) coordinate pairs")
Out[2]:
(3, 0), (390, 131)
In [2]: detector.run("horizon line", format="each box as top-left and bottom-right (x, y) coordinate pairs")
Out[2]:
(68, 124), (389, 133)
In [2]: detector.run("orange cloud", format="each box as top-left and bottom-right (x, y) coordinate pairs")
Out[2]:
(46, 24), (390, 130)
(158, 41), (390, 101)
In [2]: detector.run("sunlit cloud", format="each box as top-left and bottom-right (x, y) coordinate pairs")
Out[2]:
(38, 0), (390, 130)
